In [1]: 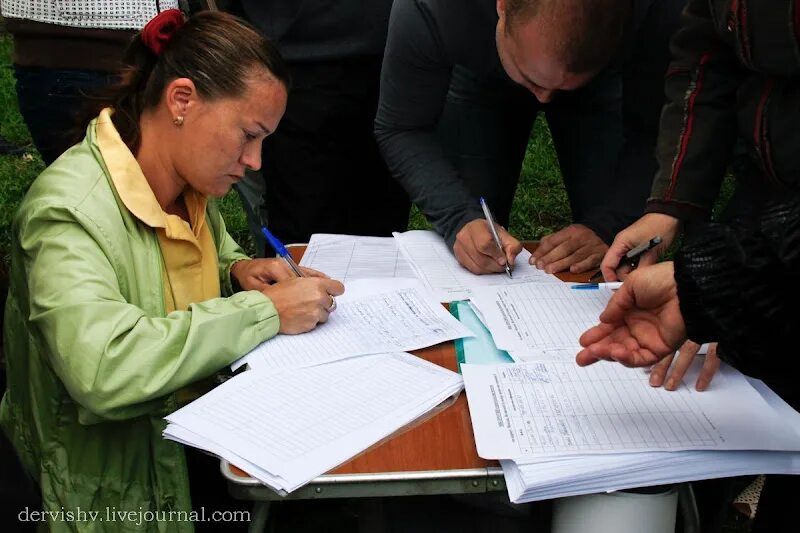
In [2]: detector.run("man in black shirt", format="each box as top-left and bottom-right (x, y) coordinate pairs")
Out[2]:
(375, 0), (682, 275)
(237, 0), (411, 248)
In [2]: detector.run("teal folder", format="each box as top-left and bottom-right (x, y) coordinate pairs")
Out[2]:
(450, 300), (514, 372)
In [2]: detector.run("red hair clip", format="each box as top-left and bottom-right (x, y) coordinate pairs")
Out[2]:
(141, 9), (185, 56)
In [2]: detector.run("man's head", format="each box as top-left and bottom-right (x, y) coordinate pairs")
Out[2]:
(496, 0), (629, 103)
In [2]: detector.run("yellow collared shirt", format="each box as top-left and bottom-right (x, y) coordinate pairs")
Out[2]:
(95, 108), (221, 313)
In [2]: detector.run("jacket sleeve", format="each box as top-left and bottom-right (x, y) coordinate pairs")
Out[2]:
(674, 195), (800, 381)
(592, 0), (683, 241)
(374, 0), (483, 246)
(20, 204), (280, 423)
(645, 0), (746, 219)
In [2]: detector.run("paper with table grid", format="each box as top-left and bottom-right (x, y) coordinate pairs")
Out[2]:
(462, 361), (800, 459)
(234, 278), (472, 371)
(392, 230), (560, 302)
(500, 375), (800, 503)
(299, 234), (416, 281)
(165, 352), (463, 493)
(468, 282), (612, 360)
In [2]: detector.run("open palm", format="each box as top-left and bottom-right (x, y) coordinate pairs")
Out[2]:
(576, 262), (687, 367)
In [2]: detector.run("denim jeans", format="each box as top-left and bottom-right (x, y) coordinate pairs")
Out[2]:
(14, 65), (115, 165)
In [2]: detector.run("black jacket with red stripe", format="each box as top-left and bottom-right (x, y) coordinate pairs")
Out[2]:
(646, 0), (800, 219)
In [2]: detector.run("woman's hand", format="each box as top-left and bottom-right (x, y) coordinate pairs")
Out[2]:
(262, 277), (345, 334)
(231, 258), (328, 291)
(576, 262), (687, 368)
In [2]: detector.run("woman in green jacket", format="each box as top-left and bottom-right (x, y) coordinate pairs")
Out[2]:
(1, 10), (344, 531)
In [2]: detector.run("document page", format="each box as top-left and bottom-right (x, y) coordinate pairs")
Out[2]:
(235, 279), (472, 371)
(501, 374), (800, 503)
(166, 352), (464, 493)
(393, 230), (560, 302)
(462, 361), (800, 458)
(469, 282), (611, 359)
(299, 234), (416, 281)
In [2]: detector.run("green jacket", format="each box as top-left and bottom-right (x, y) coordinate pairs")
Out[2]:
(1, 121), (280, 531)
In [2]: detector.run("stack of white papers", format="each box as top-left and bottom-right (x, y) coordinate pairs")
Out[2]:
(165, 352), (464, 494)
(234, 279), (472, 371)
(500, 378), (800, 502)
(393, 230), (560, 302)
(464, 361), (800, 458)
(461, 360), (800, 502)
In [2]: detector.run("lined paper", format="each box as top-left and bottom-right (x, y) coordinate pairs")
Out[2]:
(300, 234), (416, 281)
(393, 230), (560, 302)
(500, 374), (800, 502)
(469, 282), (611, 358)
(235, 279), (472, 371)
(165, 353), (464, 493)
(462, 361), (800, 458)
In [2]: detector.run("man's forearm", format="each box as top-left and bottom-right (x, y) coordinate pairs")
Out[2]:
(374, 124), (483, 245)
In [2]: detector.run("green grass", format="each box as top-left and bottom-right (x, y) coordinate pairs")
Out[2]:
(513, 117), (571, 238)
(0, 31), (43, 263)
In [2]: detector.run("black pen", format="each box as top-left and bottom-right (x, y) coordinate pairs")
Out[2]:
(589, 235), (662, 281)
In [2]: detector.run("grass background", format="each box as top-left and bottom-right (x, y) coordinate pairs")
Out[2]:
(0, 26), (571, 262)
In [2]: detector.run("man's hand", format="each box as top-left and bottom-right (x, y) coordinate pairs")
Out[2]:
(530, 224), (607, 274)
(453, 219), (523, 274)
(576, 262), (687, 368)
(231, 258), (329, 292)
(649, 341), (720, 391)
(601, 213), (679, 281)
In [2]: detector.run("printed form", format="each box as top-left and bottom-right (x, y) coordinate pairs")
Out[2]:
(234, 279), (472, 371)
(469, 282), (611, 359)
(166, 352), (464, 493)
(500, 375), (800, 503)
(392, 230), (560, 302)
(299, 234), (416, 281)
(462, 361), (800, 459)
(469, 283), (708, 362)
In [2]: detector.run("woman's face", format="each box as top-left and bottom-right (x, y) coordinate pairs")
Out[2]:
(175, 73), (288, 197)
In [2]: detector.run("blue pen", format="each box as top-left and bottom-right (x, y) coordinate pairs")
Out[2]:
(261, 226), (304, 278)
(571, 282), (623, 290)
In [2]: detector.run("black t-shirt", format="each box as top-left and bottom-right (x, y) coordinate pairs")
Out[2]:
(238, 0), (393, 62)
(375, 0), (683, 245)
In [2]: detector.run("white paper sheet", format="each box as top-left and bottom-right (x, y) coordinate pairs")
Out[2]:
(469, 282), (611, 357)
(392, 230), (560, 302)
(234, 279), (472, 371)
(501, 374), (800, 502)
(165, 353), (463, 493)
(299, 234), (416, 281)
(462, 361), (800, 458)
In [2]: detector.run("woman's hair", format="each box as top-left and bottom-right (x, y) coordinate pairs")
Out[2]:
(78, 11), (290, 153)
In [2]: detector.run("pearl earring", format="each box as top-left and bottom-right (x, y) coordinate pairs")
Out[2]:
(173, 116), (184, 126)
